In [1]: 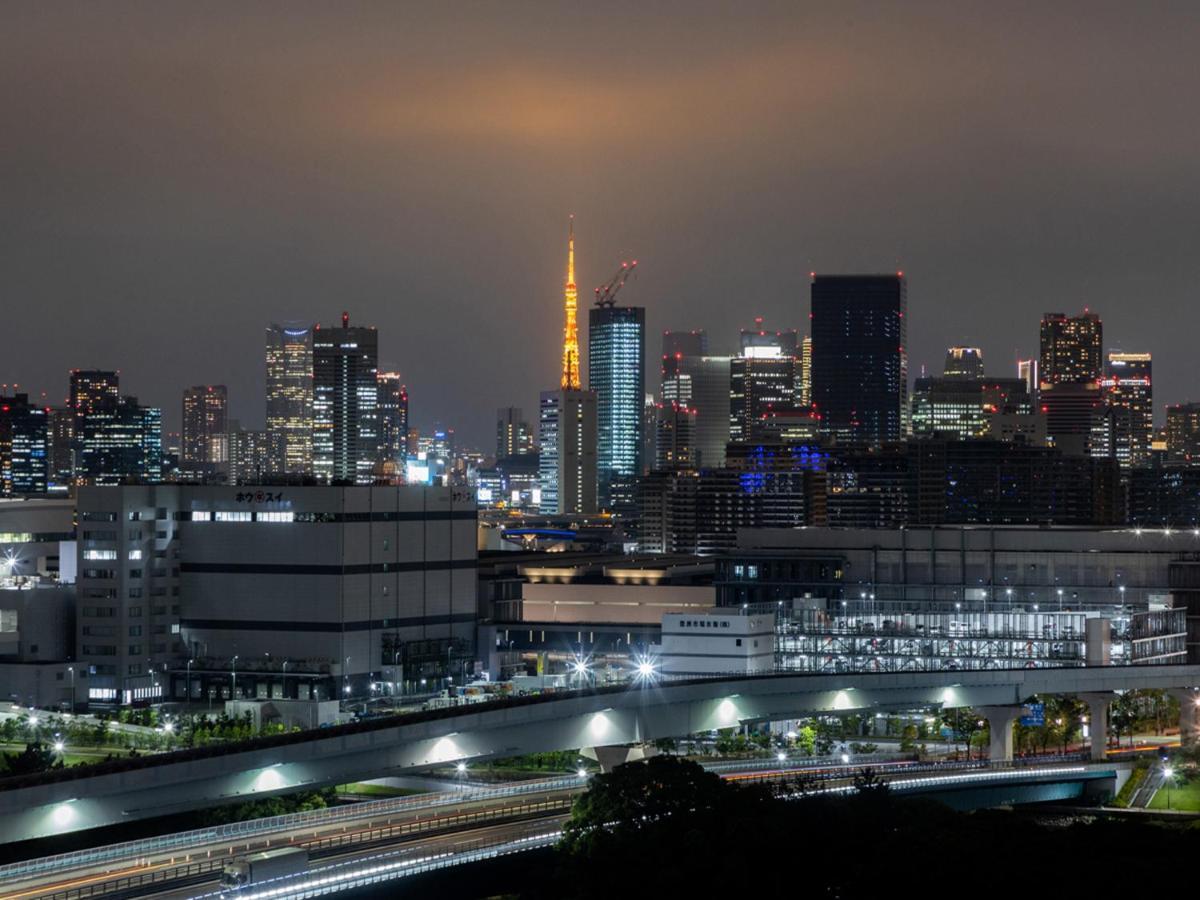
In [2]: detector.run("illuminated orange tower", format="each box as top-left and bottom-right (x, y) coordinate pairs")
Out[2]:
(560, 216), (582, 390)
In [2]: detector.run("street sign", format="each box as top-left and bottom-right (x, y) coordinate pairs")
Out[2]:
(1020, 702), (1045, 727)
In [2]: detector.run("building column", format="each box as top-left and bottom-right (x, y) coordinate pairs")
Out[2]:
(580, 743), (658, 773)
(1081, 693), (1113, 761)
(1170, 688), (1199, 747)
(983, 706), (1024, 763)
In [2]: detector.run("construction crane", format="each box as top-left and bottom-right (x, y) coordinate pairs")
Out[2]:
(593, 259), (639, 307)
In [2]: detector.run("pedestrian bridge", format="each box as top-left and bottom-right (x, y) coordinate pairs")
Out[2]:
(0, 664), (1195, 841)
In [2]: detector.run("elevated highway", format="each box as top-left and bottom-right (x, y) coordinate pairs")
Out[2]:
(0, 664), (1195, 841)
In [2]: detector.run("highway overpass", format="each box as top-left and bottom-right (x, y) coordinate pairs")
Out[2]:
(0, 664), (1196, 841)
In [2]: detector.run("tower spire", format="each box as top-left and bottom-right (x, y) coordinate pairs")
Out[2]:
(561, 215), (581, 390)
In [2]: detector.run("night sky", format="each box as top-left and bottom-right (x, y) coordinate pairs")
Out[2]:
(4, 3), (1200, 444)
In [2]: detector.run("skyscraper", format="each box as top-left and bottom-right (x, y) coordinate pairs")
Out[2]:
(46, 407), (73, 488)
(265, 324), (314, 476)
(1167, 403), (1200, 464)
(799, 335), (813, 408)
(1101, 352), (1152, 468)
(377, 372), (409, 477)
(662, 330), (708, 360)
(1040, 311), (1103, 385)
(496, 406), (532, 458)
(663, 354), (732, 469)
(313, 312), (379, 485)
(811, 274), (908, 445)
(0, 394), (48, 495)
(538, 389), (597, 514)
(1038, 311), (1104, 456)
(589, 302), (645, 510)
(75, 396), (162, 485)
(943, 347), (985, 379)
(729, 351), (798, 442)
(181, 385), (228, 479)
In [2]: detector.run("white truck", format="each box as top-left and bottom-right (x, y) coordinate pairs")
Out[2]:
(220, 847), (309, 889)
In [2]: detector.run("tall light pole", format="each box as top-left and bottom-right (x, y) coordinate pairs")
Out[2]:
(186, 658), (193, 705)
(67, 667), (74, 712)
(231, 655), (239, 702)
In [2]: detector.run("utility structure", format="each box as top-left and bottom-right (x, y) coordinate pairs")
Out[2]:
(561, 216), (582, 390)
(593, 258), (639, 308)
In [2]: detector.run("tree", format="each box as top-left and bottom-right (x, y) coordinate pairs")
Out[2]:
(560, 756), (764, 856)
(853, 766), (889, 795)
(796, 725), (817, 756)
(2, 742), (62, 777)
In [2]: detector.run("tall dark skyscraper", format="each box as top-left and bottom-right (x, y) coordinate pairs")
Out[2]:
(662, 330), (708, 360)
(1040, 311), (1102, 385)
(589, 302), (645, 510)
(377, 372), (409, 477)
(663, 340), (731, 469)
(313, 313), (379, 485)
(1038, 310), (1104, 456)
(729, 352), (797, 442)
(181, 385), (228, 478)
(496, 406), (532, 459)
(68, 370), (162, 485)
(810, 274), (908, 445)
(75, 396), (162, 485)
(0, 394), (48, 495)
(265, 324), (314, 477)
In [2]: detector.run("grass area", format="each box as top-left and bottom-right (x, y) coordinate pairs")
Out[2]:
(1110, 767), (1148, 808)
(1149, 777), (1200, 811)
(335, 783), (425, 798)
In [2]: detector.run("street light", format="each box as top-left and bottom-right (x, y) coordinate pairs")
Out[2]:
(1164, 765), (1176, 809)
(231, 655), (239, 701)
(1057, 588), (1064, 612)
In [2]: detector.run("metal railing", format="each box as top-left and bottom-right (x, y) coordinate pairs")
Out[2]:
(30, 797), (573, 900)
(0, 775), (583, 882)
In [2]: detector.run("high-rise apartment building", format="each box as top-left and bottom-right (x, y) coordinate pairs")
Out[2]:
(312, 313), (379, 485)
(811, 274), (908, 445)
(1017, 359), (1038, 403)
(1101, 352), (1153, 468)
(589, 303), (645, 510)
(0, 394), (48, 495)
(265, 324), (314, 477)
(377, 372), (409, 477)
(180, 385), (228, 479)
(1039, 311), (1103, 385)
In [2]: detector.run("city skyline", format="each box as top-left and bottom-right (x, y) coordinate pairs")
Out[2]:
(6, 5), (1200, 444)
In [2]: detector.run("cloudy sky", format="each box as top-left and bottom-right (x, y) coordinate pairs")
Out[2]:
(3, 2), (1199, 443)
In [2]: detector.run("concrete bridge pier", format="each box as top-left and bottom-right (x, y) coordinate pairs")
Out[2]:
(983, 706), (1024, 762)
(1169, 688), (1199, 747)
(1081, 693), (1112, 761)
(580, 743), (659, 773)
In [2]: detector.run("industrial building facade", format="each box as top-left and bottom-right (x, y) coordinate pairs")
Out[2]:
(75, 485), (477, 705)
